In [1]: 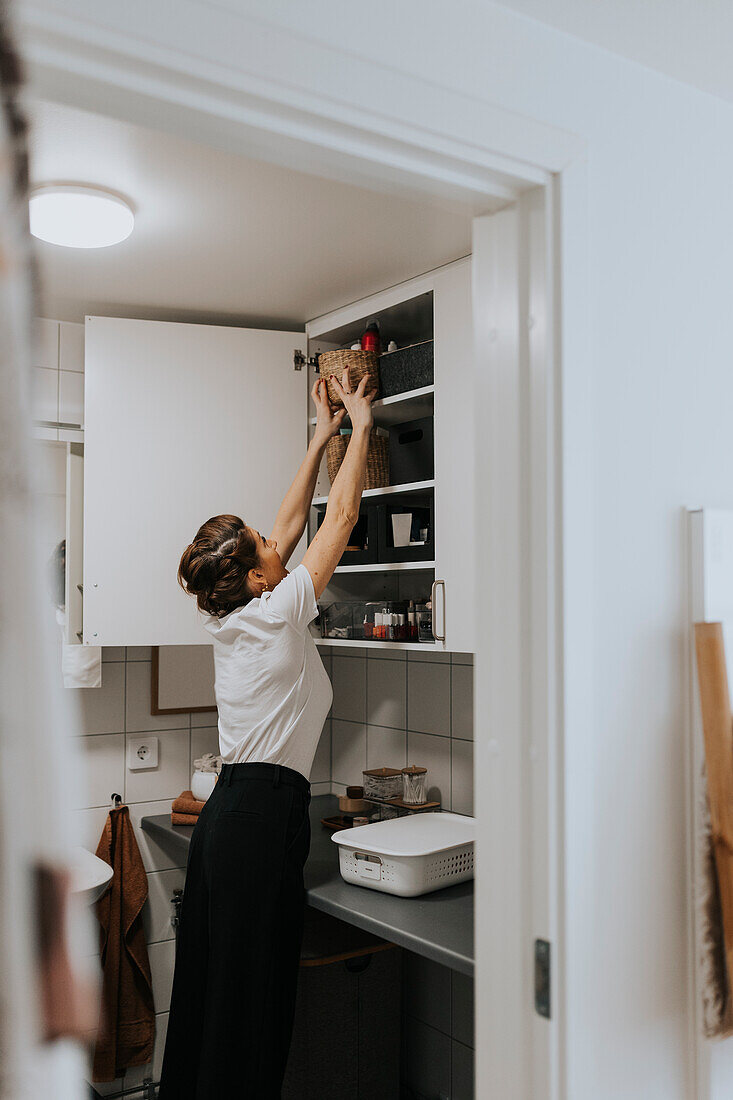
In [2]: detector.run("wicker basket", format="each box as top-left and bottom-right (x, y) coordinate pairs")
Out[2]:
(319, 349), (379, 407)
(326, 430), (389, 489)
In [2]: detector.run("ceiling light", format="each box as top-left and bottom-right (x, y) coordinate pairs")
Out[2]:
(29, 185), (135, 248)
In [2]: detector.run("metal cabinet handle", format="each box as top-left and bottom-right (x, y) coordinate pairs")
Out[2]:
(431, 579), (446, 643)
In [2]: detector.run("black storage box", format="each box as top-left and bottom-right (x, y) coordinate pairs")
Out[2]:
(388, 417), (434, 484)
(379, 340), (434, 398)
(282, 909), (401, 1100)
(315, 503), (377, 567)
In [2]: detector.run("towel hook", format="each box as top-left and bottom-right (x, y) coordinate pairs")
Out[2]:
(110, 792), (122, 809)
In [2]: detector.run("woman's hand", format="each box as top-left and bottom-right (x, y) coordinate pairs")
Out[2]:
(329, 367), (376, 432)
(311, 378), (347, 446)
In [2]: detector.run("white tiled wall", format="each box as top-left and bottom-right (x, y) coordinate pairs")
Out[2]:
(31, 318), (84, 441)
(74, 647), (212, 1094)
(318, 645), (474, 815)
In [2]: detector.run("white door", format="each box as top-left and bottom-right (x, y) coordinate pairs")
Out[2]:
(83, 317), (307, 646)
(433, 258), (476, 653)
(473, 192), (560, 1100)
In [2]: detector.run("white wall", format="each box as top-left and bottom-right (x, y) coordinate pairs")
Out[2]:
(223, 4), (733, 1098)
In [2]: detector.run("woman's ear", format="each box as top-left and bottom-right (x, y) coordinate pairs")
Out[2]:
(248, 566), (265, 588)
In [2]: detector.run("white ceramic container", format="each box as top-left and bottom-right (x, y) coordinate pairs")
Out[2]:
(191, 769), (217, 801)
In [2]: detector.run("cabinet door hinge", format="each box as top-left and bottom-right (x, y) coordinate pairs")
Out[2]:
(534, 938), (551, 1019)
(293, 349), (319, 372)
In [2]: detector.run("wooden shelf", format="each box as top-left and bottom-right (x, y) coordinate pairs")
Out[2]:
(309, 384), (434, 430)
(315, 637), (437, 652)
(333, 560), (435, 574)
(313, 478), (434, 508)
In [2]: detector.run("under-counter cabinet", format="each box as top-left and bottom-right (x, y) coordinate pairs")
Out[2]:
(82, 258), (475, 650)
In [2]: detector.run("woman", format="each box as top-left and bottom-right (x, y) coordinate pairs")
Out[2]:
(158, 368), (375, 1099)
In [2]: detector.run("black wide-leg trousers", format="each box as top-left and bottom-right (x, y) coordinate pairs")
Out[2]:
(158, 761), (312, 1100)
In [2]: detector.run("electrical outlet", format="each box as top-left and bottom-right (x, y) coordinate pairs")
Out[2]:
(127, 735), (159, 771)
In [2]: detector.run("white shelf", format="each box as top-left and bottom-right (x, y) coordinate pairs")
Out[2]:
(315, 637), (437, 652)
(333, 561), (435, 574)
(313, 478), (434, 507)
(309, 384), (434, 430)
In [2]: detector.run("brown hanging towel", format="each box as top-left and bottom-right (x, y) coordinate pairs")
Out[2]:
(92, 804), (155, 1082)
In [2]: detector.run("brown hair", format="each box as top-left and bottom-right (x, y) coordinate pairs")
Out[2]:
(178, 515), (260, 618)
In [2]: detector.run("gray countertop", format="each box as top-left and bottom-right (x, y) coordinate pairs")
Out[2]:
(141, 793), (473, 976)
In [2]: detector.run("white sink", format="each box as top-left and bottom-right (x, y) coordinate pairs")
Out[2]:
(69, 846), (114, 906)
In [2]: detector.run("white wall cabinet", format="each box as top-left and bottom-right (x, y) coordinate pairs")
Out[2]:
(307, 258), (475, 653)
(83, 318), (306, 646)
(83, 261), (475, 650)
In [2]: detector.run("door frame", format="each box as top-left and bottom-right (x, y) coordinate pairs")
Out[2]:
(19, 10), (591, 1095)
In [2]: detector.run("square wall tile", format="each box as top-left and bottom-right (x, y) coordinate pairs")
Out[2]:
(143, 868), (186, 945)
(403, 1017), (450, 1099)
(125, 728), (191, 804)
(127, 800), (188, 873)
(74, 661), (125, 735)
(452, 971), (474, 1048)
(59, 369), (84, 427)
(102, 647), (125, 663)
(72, 805), (112, 852)
(126, 662), (189, 732)
(366, 725), (406, 770)
(331, 655), (366, 723)
(148, 938), (176, 1013)
(311, 781), (330, 796)
(75, 733), (125, 809)
(127, 646), (152, 661)
(403, 952), (451, 1034)
(310, 719), (331, 784)
(192, 708), (217, 727)
(31, 366), (58, 422)
(452, 1040), (475, 1100)
(451, 739), (474, 816)
(366, 647), (406, 661)
(191, 726), (219, 771)
(407, 731), (450, 807)
(452, 665), (474, 740)
(34, 318), (59, 369)
(407, 662), (450, 737)
(59, 320), (84, 372)
(331, 720), (367, 787)
(367, 659), (406, 730)
(407, 648), (450, 664)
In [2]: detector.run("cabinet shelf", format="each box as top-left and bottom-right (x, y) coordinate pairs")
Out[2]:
(309, 384), (434, 430)
(316, 637), (437, 652)
(333, 560), (434, 574)
(313, 478), (434, 508)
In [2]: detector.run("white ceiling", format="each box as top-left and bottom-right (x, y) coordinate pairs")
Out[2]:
(28, 100), (475, 327)
(496, 0), (733, 104)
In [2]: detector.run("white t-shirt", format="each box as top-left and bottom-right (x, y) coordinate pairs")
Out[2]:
(202, 564), (332, 781)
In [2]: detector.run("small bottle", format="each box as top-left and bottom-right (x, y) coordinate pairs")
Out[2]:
(363, 615), (373, 641)
(408, 600), (417, 641)
(361, 319), (381, 355)
(398, 612), (407, 641)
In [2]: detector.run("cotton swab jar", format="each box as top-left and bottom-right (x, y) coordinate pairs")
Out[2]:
(401, 765), (428, 804)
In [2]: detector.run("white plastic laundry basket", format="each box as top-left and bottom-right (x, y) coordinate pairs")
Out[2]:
(331, 812), (475, 897)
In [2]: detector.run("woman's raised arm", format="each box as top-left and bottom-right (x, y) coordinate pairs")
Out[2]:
(268, 379), (346, 565)
(302, 369), (375, 598)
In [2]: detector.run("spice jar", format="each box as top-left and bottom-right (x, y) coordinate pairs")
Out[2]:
(401, 765), (428, 804)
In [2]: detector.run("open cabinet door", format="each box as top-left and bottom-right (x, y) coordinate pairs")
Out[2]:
(83, 318), (307, 646)
(473, 190), (561, 1100)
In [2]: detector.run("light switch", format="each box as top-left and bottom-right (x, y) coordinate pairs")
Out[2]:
(127, 735), (159, 771)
